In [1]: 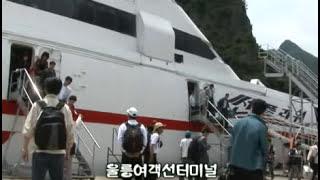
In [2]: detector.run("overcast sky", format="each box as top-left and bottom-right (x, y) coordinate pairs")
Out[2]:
(246, 0), (318, 57)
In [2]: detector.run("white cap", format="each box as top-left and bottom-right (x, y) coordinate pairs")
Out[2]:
(127, 107), (138, 117)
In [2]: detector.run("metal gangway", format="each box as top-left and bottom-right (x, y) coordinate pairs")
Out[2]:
(2, 68), (100, 180)
(258, 45), (318, 105)
(192, 98), (317, 177)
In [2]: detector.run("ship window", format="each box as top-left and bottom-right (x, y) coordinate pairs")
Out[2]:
(76, 0), (95, 24)
(95, 6), (117, 30)
(174, 54), (184, 63)
(173, 28), (216, 60)
(8, 0), (136, 37)
(118, 10), (136, 36)
(47, 0), (75, 17)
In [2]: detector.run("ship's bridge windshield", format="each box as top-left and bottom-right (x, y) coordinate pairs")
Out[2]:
(174, 28), (216, 60)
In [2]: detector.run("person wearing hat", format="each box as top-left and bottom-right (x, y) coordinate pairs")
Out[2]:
(148, 122), (166, 180)
(117, 107), (147, 180)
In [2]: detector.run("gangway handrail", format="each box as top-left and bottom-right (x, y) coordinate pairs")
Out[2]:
(111, 127), (118, 153)
(268, 129), (311, 150)
(106, 128), (121, 165)
(263, 116), (318, 134)
(207, 100), (234, 128)
(207, 110), (231, 136)
(260, 45), (318, 105)
(274, 48), (318, 87)
(22, 86), (33, 105)
(75, 131), (94, 156)
(15, 68), (43, 101)
(3, 68), (42, 174)
(75, 117), (102, 177)
(260, 45), (318, 83)
(278, 48), (318, 80)
(77, 118), (101, 149)
(107, 147), (121, 165)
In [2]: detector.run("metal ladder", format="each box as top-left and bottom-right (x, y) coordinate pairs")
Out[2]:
(259, 45), (318, 105)
(106, 128), (122, 166)
(264, 115), (318, 147)
(2, 68), (42, 177)
(2, 68), (100, 179)
(73, 117), (101, 180)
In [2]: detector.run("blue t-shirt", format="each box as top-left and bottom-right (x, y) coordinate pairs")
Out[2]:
(230, 114), (268, 171)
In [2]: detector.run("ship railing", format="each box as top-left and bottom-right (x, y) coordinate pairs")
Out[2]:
(206, 100), (234, 136)
(4, 68), (101, 178)
(278, 48), (318, 82)
(259, 45), (318, 103)
(264, 115), (318, 147)
(107, 128), (122, 165)
(278, 48), (318, 98)
(3, 68), (42, 176)
(75, 117), (101, 177)
(8, 68), (42, 102)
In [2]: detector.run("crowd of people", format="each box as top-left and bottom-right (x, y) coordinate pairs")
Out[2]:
(189, 83), (231, 123)
(117, 106), (212, 180)
(21, 76), (82, 180)
(16, 52), (83, 180)
(116, 99), (318, 180)
(18, 53), (317, 180)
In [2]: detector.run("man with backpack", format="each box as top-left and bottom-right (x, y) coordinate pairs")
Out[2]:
(21, 77), (74, 180)
(187, 126), (211, 180)
(117, 107), (148, 180)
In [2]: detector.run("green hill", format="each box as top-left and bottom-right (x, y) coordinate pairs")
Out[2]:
(175, 0), (312, 94)
(176, 0), (262, 81)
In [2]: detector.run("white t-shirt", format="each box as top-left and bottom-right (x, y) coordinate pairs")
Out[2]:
(189, 94), (196, 107)
(308, 145), (318, 164)
(150, 132), (161, 154)
(180, 138), (192, 158)
(58, 85), (72, 102)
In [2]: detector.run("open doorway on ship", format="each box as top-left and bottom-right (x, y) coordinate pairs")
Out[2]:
(8, 44), (34, 97)
(187, 80), (200, 121)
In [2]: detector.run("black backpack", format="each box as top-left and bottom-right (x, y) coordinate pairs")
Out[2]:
(122, 123), (144, 153)
(188, 136), (201, 163)
(34, 101), (67, 150)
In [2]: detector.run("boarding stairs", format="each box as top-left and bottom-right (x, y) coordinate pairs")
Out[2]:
(189, 99), (234, 174)
(2, 68), (100, 180)
(204, 100), (317, 149)
(193, 99), (317, 175)
(264, 115), (318, 148)
(258, 46), (318, 105)
(106, 128), (122, 168)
